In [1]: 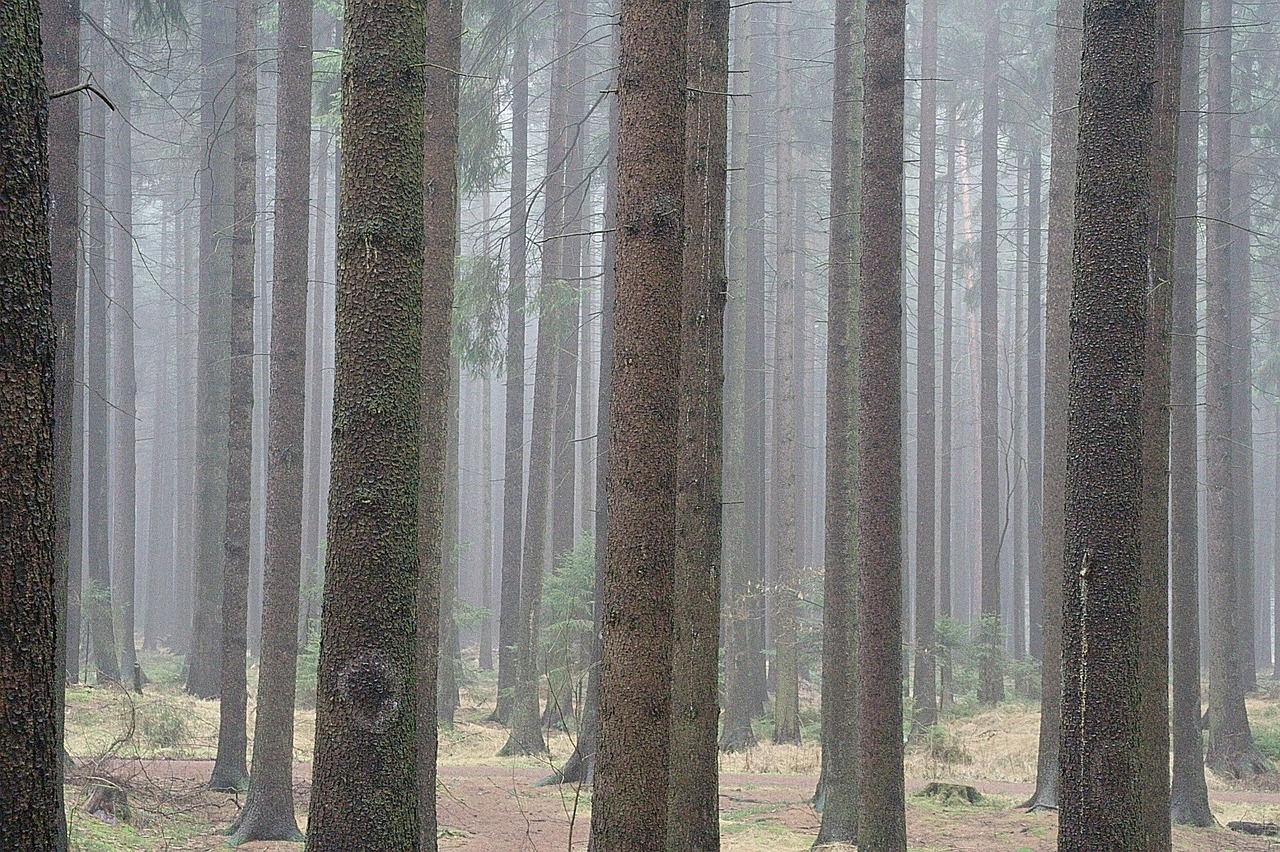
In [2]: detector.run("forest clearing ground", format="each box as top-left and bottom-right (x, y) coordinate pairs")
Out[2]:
(62, 651), (1280, 850)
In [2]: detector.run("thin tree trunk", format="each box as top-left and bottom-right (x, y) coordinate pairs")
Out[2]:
(1026, 147), (1043, 663)
(938, 106), (957, 708)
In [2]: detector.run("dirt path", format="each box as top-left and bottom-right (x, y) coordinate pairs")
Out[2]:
(75, 758), (1280, 851)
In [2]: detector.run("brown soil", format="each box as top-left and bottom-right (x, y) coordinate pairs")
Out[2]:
(70, 757), (1280, 851)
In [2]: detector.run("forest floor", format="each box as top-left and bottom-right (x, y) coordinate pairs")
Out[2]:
(63, 650), (1280, 850)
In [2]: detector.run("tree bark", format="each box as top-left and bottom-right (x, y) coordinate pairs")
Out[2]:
(1026, 147), (1043, 663)
(856, 0), (907, 843)
(304, 0), (424, 843)
(590, 0), (686, 846)
(0, 4), (61, 843)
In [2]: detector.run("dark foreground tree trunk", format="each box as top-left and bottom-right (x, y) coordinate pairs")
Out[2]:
(0, 6), (61, 845)
(1025, 0), (1080, 811)
(855, 0), (906, 844)
(666, 0), (728, 847)
(210, 0), (257, 793)
(814, 0), (862, 841)
(230, 0), (312, 838)
(303, 0), (424, 845)
(1057, 0), (1154, 847)
(590, 0), (686, 847)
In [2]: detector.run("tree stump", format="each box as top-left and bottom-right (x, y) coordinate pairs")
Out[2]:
(917, 781), (983, 805)
(84, 783), (130, 824)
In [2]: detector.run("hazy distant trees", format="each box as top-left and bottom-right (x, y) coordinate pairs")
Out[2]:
(0, 2), (61, 845)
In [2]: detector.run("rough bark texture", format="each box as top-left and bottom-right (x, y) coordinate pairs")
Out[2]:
(304, 0), (424, 844)
(976, 12), (1003, 706)
(666, 0), (728, 847)
(813, 0), (861, 840)
(1057, 0), (1154, 846)
(590, 0), (686, 847)
(495, 14), (528, 727)
(231, 0), (312, 838)
(856, 0), (907, 843)
(188, 0), (236, 699)
(1025, 0), (1080, 810)
(718, 0), (758, 756)
(910, 0), (938, 736)
(1167, 0), (1211, 822)
(0, 4), (61, 844)
(1203, 0), (1267, 780)
(210, 0), (257, 792)
(416, 3), (460, 846)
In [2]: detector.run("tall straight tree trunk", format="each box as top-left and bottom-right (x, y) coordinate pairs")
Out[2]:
(938, 106), (957, 706)
(0, 7), (61, 842)
(43, 4), (80, 757)
(590, 0), (686, 846)
(976, 11), (1003, 705)
(479, 375), (494, 671)
(437, 357), (461, 728)
(416, 1), (462, 846)
(856, 0), (906, 842)
(910, 0), (938, 734)
(210, 0), (257, 792)
(228, 0), (311, 838)
(1025, 0), (1080, 810)
(85, 3), (120, 685)
(188, 0), (236, 699)
(814, 0), (862, 839)
(666, 0), (729, 846)
(1011, 164), (1026, 665)
(1057, 0), (1154, 843)
(718, 0), (758, 754)
(1203, 0), (1267, 779)
(1026, 148), (1043, 662)
(769, 0), (800, 746)
(303, 0), (424, 842)
(1168, 0), (1212, 824)
(108, 0), (139, 681)
(495, 13), (529, 726)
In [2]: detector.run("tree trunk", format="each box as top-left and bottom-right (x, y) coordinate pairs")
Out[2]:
(590, 0), (685, 846)
(495, 11), (529, 726)
(303, 0), (424, 842)
(438, 356), (461, 728)
(666, 0), (728, 846)
(938, 106), (957, 708)
(856, 0), (907, 844)
(1026, 147), (1043, 663)
(1025, 0), (1080, 810)
(976, 11), (1003, 706)
(814, 0), (863, 839)
(210, 0), (257, 792)
(480, 375), (494, 671)
(911, 0), (938, 734)
(1058, 0), (1154, 844)
(228, 0), (311, 837)
(0, 6), (61, 843)
(718, 0), (759, 755)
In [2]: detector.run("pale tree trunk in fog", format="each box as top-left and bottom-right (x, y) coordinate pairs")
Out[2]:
(856, 0), (906, 842)
(438, 357), (461, 727)
(814, 0), (862, 839)
(938, 108), (956, 707)
(590, 0), (685, 844)
(304, 0), (423, 840)
(1026, 147), (1043, 662)
(976, 9), (1003, 706)
(769, 0), (800, 747)
(1025, 0), (1079, 810)
(495, 12), (528, 726)
(1057, 0), (1154, 842)
(108, 0), (139, 682)
(1168, 0), (1211, 822)
(228, 0), (311, 837)
(416, 0), (461, 846)
(480, 375), (494, 671)
(718, 0), (758, 756)
(1204, 0), (1268, 779)
(666, 0), (728, 846)
(210, 0), (256, 793)
(86, 1), (120, 685)
(188, 0), (236, 699)
(910, 0), (938, 735)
